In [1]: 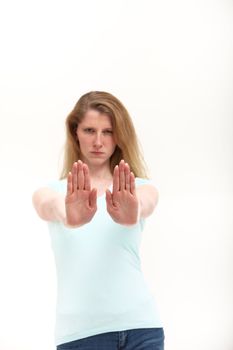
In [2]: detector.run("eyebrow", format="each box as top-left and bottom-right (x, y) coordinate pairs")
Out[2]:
(82, 126), (113, 129)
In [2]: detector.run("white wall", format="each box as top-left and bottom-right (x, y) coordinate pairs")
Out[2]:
(0, 0), (232, 349)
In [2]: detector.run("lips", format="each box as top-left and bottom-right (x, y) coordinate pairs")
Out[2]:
(91, 151), (104, 154)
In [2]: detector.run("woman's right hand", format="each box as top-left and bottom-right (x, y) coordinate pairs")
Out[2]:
(64, 160), (97, 227)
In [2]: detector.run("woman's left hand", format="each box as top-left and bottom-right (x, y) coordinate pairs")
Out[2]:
(105, 160), (140, 225)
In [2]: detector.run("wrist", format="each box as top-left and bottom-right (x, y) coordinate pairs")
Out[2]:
(63, 216), (83, 228)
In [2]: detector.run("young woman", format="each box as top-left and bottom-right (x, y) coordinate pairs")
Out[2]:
(32, 91), (165, 349)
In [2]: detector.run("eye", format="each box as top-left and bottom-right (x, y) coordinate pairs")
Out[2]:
(84, 128), (94, 133)
(103, 130), (113, 134)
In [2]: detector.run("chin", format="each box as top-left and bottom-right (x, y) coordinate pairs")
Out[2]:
(88, 157), (106, 163)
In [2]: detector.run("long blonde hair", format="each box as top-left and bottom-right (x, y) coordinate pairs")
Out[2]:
(59, 91), (149, 180)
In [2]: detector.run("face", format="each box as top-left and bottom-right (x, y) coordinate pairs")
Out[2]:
(76, 109), (117, 167)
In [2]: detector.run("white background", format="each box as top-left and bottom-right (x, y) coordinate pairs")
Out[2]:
(0, 0), (232, 349)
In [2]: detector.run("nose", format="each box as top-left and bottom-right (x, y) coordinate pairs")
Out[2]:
(93, 132), (103, 149)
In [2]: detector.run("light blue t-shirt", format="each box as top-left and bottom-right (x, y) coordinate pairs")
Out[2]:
(46, 177), (163, 346)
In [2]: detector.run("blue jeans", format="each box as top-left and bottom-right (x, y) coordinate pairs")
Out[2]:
(57, 327), (165, 349)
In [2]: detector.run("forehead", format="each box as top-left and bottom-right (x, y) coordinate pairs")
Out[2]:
(80, 109), (112, 126)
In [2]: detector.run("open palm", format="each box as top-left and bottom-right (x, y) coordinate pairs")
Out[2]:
(105, 160), (139, 225)
(65, 160), (97, 227)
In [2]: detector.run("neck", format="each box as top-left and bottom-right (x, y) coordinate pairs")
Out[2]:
(86, 162), (113, 182)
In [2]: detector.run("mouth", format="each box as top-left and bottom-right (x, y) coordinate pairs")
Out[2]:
(91, 151), (104, 155)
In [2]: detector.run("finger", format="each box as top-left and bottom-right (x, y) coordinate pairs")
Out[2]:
(130, 172), (136, 195)
(73, 162), (78, 192)
(105, 189), (111, 205)
(124, 163), (130, 191)
(112, 165), (119, 194)
(105, 189), (115, 210)
(77, 160), (84, 190)
(89, 188), (97, 208)
(83, 163), (91, 191)
(119, 159), (125, 190)
(67, 171), (72, 195)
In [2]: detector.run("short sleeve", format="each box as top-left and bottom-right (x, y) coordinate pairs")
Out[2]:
(44, 179), (65, 193)
(135, 177), (155, 187)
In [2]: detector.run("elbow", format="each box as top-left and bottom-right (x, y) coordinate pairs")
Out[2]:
(32, 191), (39, 212)
(32, 191), (48, 221)
(150, 187), (159, 214)
(140, 187), (159, 219)
(153, 187), (159, 208)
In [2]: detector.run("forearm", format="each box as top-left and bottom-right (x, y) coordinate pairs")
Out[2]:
(44, 195), (84, 228)
(44, 196), (80, 228)
(41, 194), (66, 223)
(136, 185), (159, 219)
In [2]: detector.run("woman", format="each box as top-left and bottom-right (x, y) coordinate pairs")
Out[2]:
(32, 91), (165, 349)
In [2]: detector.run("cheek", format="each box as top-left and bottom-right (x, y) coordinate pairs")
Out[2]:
(110, 140), (117, 151)
(108, 137), (115, 145)
(79, 136), (89, 145)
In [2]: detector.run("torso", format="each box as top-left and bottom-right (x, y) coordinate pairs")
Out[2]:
(91, 179), (113, 198)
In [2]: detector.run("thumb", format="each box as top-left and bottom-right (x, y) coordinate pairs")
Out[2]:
(105, 189), (113, 207)
(89, 188), (97, 208)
